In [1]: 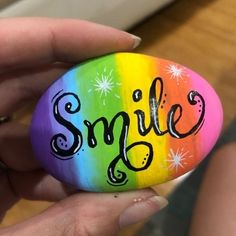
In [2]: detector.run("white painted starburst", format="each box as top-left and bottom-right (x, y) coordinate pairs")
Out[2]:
(166, 64), (186, 85)
(88, 67), (121, 105)
(167, 148), (192, 172)
(94, 68), (114, 96)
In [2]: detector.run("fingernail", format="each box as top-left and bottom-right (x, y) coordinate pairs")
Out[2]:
(129, 34), (142, 49)
(119, 195), (168, 228)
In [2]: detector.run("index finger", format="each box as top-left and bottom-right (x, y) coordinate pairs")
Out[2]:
(0, 18), (140, 73)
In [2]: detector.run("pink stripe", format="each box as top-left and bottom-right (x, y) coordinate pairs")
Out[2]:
(187, 69), (223, 159)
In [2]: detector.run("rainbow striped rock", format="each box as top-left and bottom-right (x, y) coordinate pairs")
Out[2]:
(30, 53), (223, 192)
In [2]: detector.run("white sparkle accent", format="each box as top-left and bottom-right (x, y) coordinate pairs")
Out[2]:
(89, 67), (121, 105)
(167, 148), (189, 172)
(166, 64), (186, 85)
(94, 73), (113, 96)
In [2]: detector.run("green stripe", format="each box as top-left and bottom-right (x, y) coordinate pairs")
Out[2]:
(73, 54), (137, 191)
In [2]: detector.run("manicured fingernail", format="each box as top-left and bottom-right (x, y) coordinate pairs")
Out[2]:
(129, 34), (142, 49)
(119, 195), (168, 228)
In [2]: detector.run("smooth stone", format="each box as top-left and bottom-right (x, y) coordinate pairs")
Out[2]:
(30, 53), (223, 192)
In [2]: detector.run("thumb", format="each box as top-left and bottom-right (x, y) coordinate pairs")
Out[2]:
(1, 189), (168, 236)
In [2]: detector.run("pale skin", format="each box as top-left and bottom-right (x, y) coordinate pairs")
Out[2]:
(0, 17), (234, 236)
(189, 142), (236, 236)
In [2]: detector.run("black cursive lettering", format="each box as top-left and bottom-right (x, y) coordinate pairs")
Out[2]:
(50, 92), (83, 160)
(134, 77), (168, 136)
(84, 112), (153, 185)
(50, 75), (206, 187)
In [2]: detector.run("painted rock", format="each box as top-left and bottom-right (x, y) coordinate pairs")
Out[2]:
(30, 53), (223, 192)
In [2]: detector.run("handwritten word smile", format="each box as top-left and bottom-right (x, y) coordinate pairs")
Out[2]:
(50, 77), (205, 186)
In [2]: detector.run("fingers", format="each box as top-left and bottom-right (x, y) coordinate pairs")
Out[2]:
(189, 142), (236, 236)
(7, 169), (77, 201)
(0, 122), (39, 171)
(0, 18), (140, 73)
(0, 63), (70, 115)
(0, 17), (141, 115)
(0, 169), (19, 222)
(0, 189), (168, 236)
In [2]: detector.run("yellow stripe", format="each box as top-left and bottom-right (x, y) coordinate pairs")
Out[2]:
(116, 53), (170, 188)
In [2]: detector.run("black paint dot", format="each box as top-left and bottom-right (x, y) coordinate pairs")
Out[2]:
(146, 153), (149, 157)
(118, 174), (121, 177)
(65, 144), (68, 148)
(164, 93), (167, 97)
(161, 105), (163, 109)
(144, 158), (147, 160)
(142, 161), (145, 165)
(133, 89), (142, 102)
(200, 105), (202, 107)
(199, 110), (201, 112)
(198, 100), (200, 103)
(82, 149), (84, 152)
(163, 100), (166, 104)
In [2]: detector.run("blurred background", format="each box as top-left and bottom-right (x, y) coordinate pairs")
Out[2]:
(0, 0), (174, 29)
(0, 0), (235, 235)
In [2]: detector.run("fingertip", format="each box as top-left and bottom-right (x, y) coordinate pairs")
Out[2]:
(0, 18), (142, 71)
(129, 34), (142, 49)
(119, 195), (168, 228)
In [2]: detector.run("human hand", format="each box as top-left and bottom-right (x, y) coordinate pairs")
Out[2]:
(0, 18), (168, 236)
